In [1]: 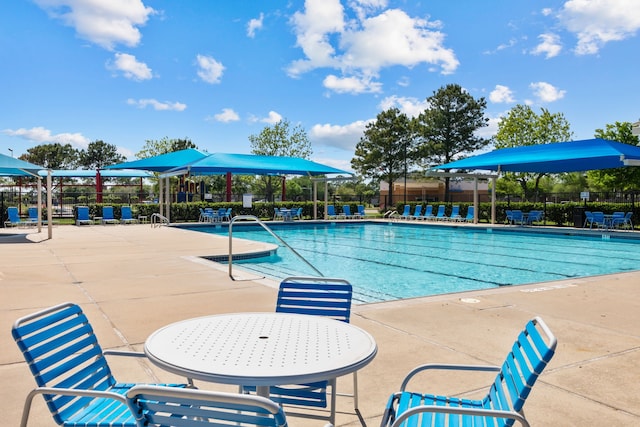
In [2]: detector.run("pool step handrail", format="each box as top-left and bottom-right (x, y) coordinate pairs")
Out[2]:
(228, 215), (323, 280)
(151, 213), (169, 227)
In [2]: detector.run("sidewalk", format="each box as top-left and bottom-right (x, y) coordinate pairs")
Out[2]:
(1, 224), (639, 426)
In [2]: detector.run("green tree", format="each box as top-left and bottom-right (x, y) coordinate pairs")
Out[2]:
(78, 140), (126, 169)
(413, 83), (490, 201)
(587, 121), (640, 191)
(351, 108), (414, 207)
(136, 137), (197, 158)
(19, 143), (79, 169)
(494, 105), (572, 200)
(248, 118), (312, 202)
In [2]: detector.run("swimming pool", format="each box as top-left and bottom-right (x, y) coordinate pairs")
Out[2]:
(183, 222), (640, 303)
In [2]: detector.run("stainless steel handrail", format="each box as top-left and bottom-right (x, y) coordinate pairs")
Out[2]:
(151, 213), (169, 227)
(228, 215), (323, 280)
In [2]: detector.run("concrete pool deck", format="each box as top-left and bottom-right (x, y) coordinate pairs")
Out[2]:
(1, 222), (639, 426)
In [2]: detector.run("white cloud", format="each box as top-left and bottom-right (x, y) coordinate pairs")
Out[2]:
(247, 13), (264, 38)
(323, 74), (382, 94)
(559, 0), (640, 55)
(489, 85), (515, 103)
(196, 54), (225, 84)
(252, 111), (282, 124)
(287, 0), (458, 94)
(378, 95), (429, 118)
(531, 33), (562, 58)
(109, 53), (152, 80)
(212, 108), (240, 123)
(310, 120), (370, 151)
(529, 82), (566, 102)
(3, 126), (90, 149)
(126, 98), (187, 111)
(541, 8), (554, 16)
(34, 0), (154, 50)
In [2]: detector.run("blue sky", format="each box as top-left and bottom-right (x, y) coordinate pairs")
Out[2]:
(2, 0), (639, 173)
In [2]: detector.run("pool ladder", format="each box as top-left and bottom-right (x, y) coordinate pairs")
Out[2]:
(228, 215), (323, 281)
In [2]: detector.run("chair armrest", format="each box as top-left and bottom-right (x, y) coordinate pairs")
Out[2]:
(390, 405), (530, 427)
(21, 387), (128, 427)
(103, 349), (147, 358)
(400, 363), (500, 391)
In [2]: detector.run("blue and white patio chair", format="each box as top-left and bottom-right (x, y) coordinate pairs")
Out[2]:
(76, 206), (93, 225)
(463, 205), (475, 222)
(380, 317), (557, 427)
(101, 206), (119, 224)
(409, 205), (423, 220)
(5, 206), (27, 227)
(418, 204), (434, 220)
(327, 205), (338, 219)
(434, 205), (447, 221)
(357, 204), (367, 218)
(242, 276), (355, 425)
(446, 205), (462, 221)
(127, 385), (288, 427)
(612, 211), (633, 229)
(11, 302), (189, 427)
(342, 204), (354, 219)
(399, 205), (411, 220)
(120, 206), (139, 224)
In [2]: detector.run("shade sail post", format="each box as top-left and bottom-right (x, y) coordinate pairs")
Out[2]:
(226, 172), (232, 202)
(46, 170), (52, 239)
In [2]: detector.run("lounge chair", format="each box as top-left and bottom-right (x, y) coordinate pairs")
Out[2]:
(434, 205), (446, 221)
(120, 206), (138, 224)
(418, 204), (434, 220)
(399, 205), (411, 220)
(27, 207), (40, 225)
(343, 204), (355, 219)
(357, 204), (367, 218)
(463, 205), (475, 222)
(11, 302), (189, 427)
(101, 206), (119, 224)
(446, 205), (461, 221)
(409, 205), (423, 220)
(242, 276), (355, 425)
(327, 204), (339, 220)
(380, 317), (557, 427)
(76, 205), (93, 225)
(127, 385), (288, 427)
(5, 206), (26, 227)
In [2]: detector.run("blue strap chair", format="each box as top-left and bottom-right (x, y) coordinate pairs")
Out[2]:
(101, 206), (119, 224)
(120, 206), (138, 224)
(327, 205), (338, 219)
(446, 205), (461, 221)
(409, 205), (423, 220)
(5, 206), (26, 227)
(357, 204), (366, 218)
(380, 317), (557, 427)
(76, 206), (93, 225)
(127, 385), (288, 427)
(434, 205), (446, 220)
(342, 205), (354, 219)
(12, 302), (189, 427)
(399, 205), (411, 220)
(243, 276), (354, 425)
(464, 205), (475, 222)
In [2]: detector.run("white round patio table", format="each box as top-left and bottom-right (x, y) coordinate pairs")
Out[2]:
(144, 312), (377, 398)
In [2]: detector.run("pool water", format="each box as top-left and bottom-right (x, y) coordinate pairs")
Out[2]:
(184, 222), (640, 303)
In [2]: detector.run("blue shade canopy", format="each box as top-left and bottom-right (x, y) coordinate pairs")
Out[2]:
(433, 138), (640, 173)
(37, 169), (153, 178)
(104, 148), (208, 172)
(164, 153), (351, 176)
(0, 153), (44, 176)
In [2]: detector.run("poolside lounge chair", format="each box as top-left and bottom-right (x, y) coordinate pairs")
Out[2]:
(27, 207), (40, 225)
(417, 204), (433, 220)
(101, 206), (119, 224)
(463, 205), (475, 222)
(127, 385), (288, 427)
(342, 204), (354, 219)
(76, 206), (93, 225)
(446, 205), (461, 221)
(5, 206), (26, 227)
(357, 204), (367, 218)
(11, 302), (189, 427)
(380, 317), (557, 427)
(409, 205), (423, 220)
(399, 205), (411, 220)
(120, 206), (138, 224)
(434, 205), (446, 221)
(242, 276), (355, 425)
(327, 204), (339, 220)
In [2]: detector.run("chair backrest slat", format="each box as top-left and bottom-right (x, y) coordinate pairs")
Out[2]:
(276, 278), (352, 323)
